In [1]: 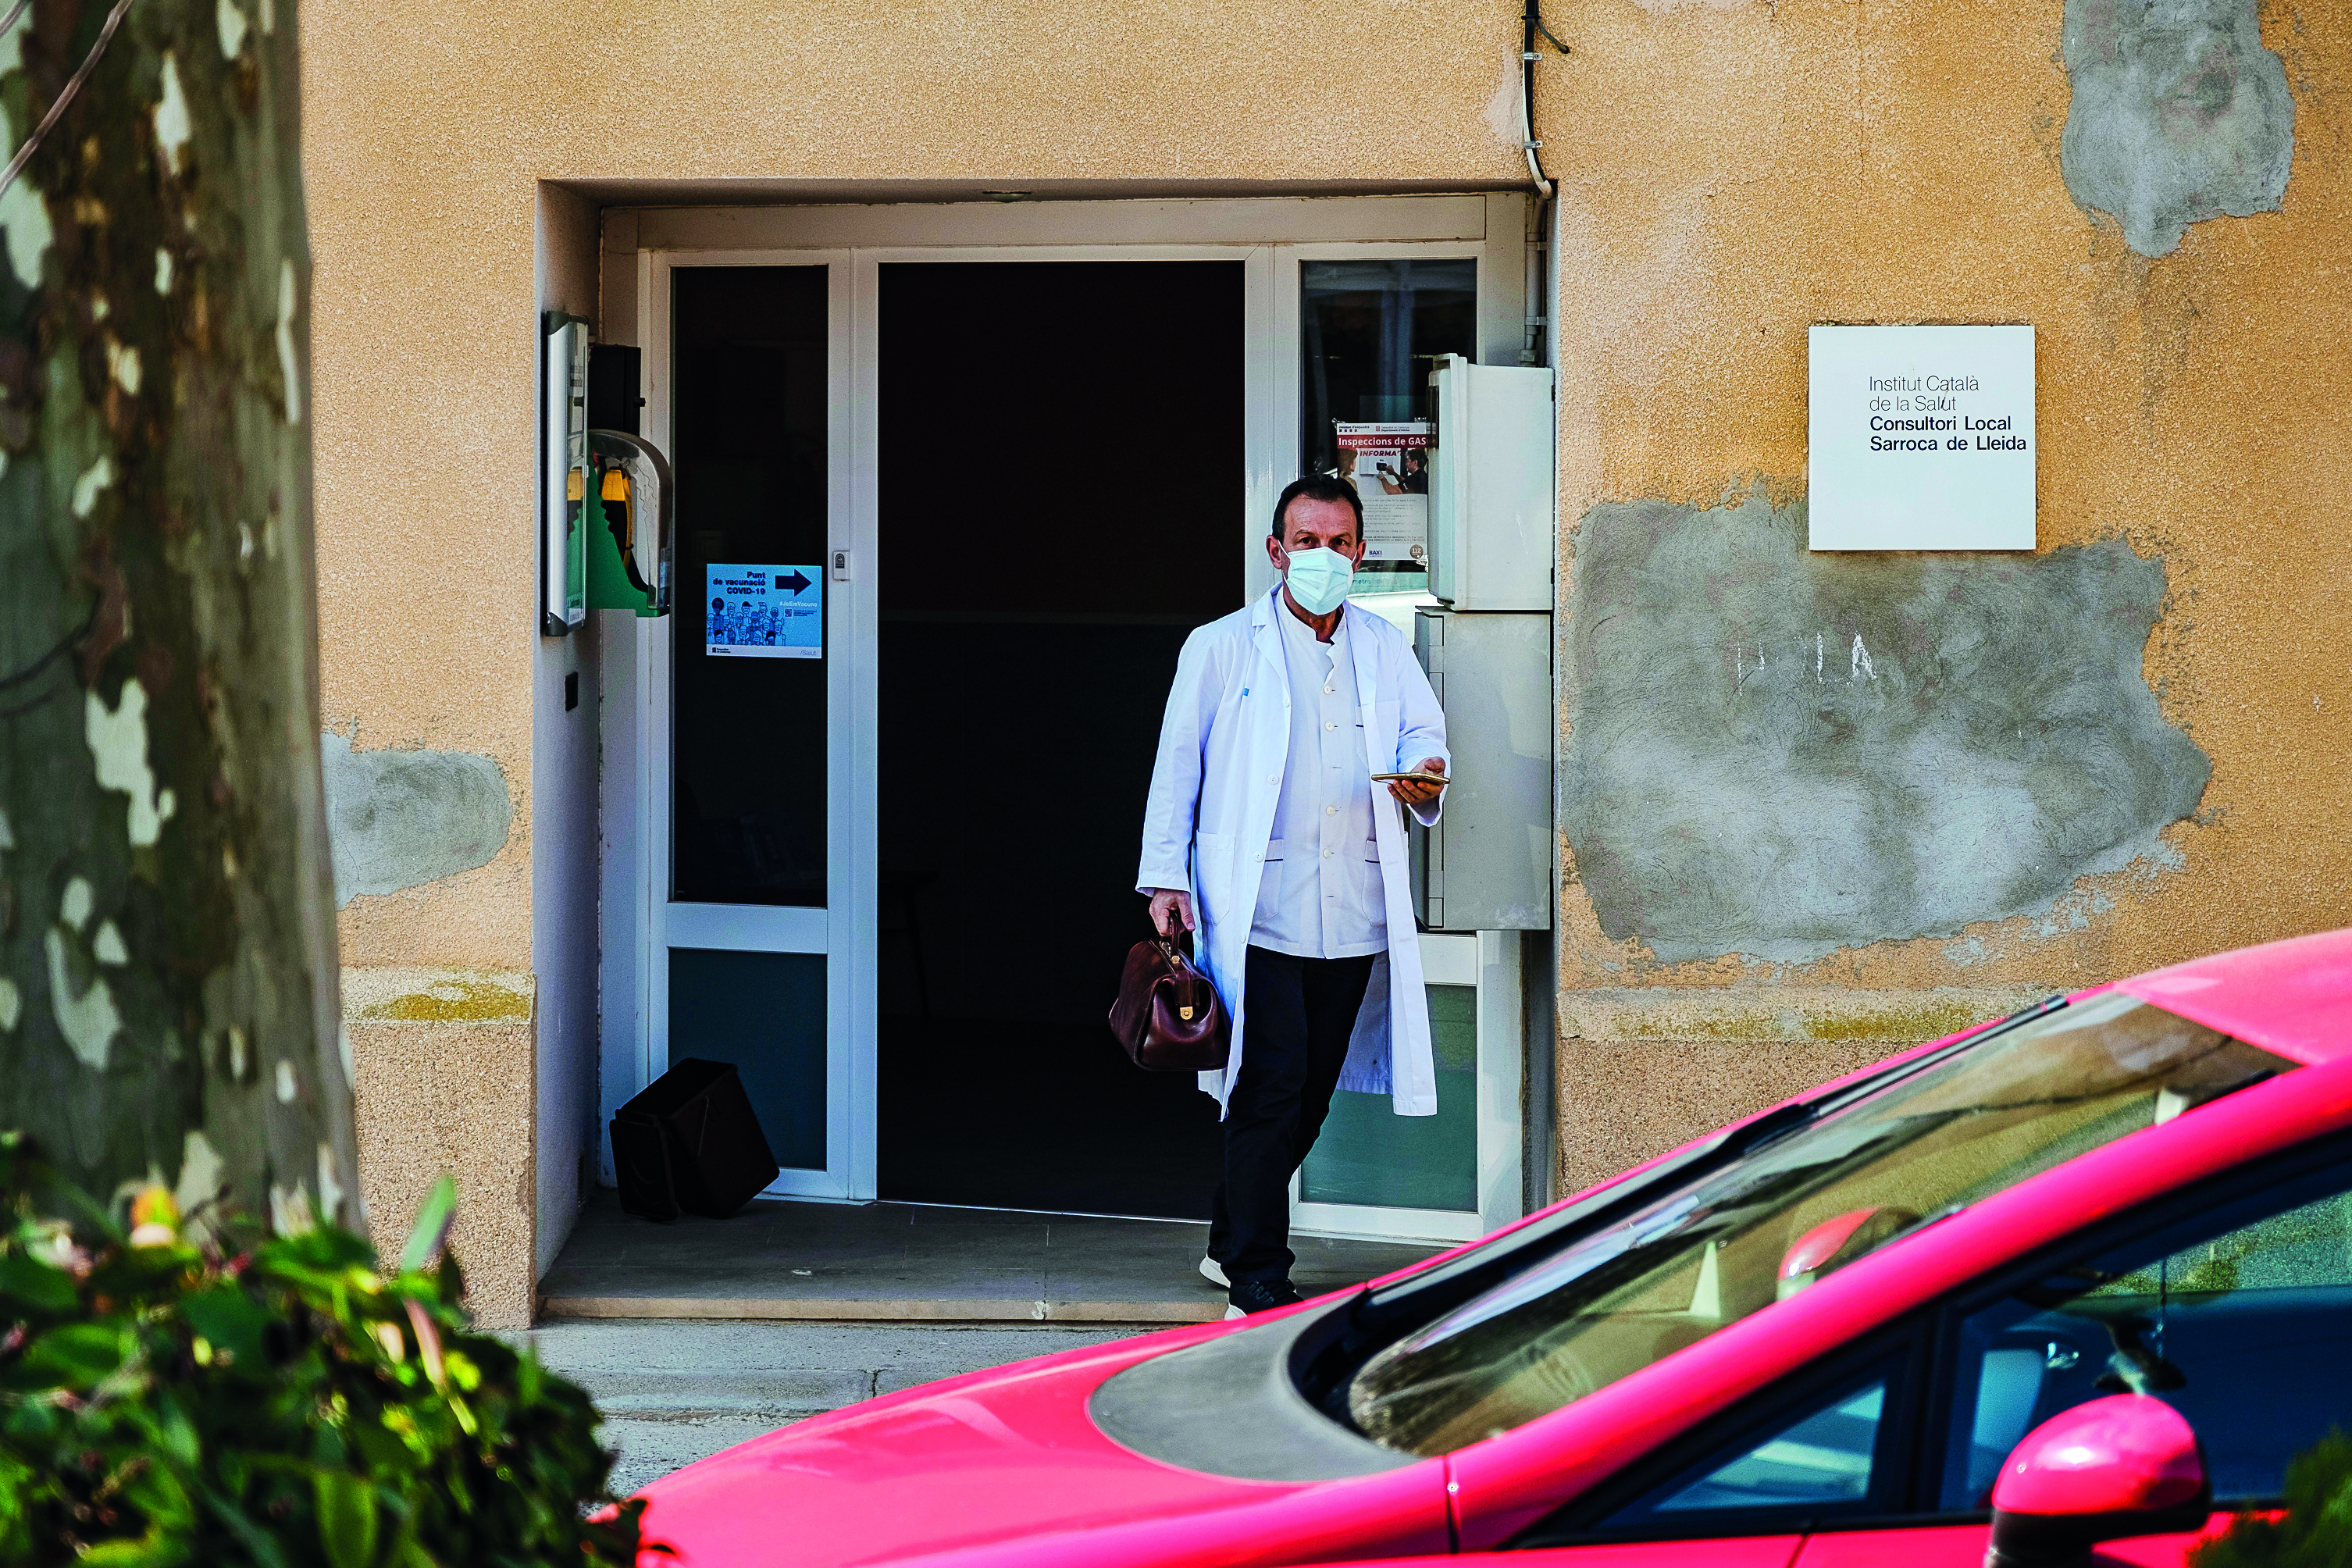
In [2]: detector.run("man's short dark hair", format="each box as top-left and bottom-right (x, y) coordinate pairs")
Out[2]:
(1272, 474), (1365, 537)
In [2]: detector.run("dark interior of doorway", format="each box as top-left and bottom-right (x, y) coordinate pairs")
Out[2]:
(877, 261), (1244, 1219)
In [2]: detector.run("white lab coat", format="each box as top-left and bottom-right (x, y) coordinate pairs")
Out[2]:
(1138, 587), (1451, 1117)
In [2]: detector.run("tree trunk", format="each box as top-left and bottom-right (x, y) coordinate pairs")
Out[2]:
(0, 0), (356, 1226)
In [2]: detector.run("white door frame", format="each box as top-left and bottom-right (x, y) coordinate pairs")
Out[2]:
(601, 194), (1532, 1222)
(633, 248), (864, 1200)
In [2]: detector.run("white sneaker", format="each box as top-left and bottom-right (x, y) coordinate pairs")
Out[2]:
(1224, 1303), (1245, 1320)
(1199, 1255), (1229, 1288)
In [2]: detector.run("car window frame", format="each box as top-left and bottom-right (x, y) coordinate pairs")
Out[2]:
(1509, 1124), (2352, 1552)
(1893, 1124), (2352, 1534)
(1508, 1328), (1934, 1549)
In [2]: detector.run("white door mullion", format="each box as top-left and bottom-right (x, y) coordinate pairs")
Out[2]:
(842, 252), (878, 1201)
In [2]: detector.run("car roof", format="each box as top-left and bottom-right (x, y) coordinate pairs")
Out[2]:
(2117, 926), (2352, 1067)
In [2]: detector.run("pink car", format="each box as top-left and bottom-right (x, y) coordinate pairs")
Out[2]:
(633, 929), (2352, 1567)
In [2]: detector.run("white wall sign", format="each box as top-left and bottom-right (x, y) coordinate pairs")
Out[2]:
(1808, 324), (2035, 551)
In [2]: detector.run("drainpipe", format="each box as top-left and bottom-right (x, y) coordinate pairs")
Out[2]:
(1519, 3), (1564, 365)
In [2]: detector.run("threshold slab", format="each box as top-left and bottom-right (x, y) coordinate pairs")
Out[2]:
(537, 1191), (1444, 1325)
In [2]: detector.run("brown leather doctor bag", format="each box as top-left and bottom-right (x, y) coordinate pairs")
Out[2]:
(1109, 929), (1230, 1072)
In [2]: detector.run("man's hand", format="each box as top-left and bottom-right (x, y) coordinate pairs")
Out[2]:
(1388, 757), (1448, 807)
(1146, 888), (1195, 940)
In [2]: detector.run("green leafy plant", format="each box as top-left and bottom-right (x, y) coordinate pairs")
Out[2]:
(2193, 1430), (2352, 1568)
(0, 1134), (661, 1566)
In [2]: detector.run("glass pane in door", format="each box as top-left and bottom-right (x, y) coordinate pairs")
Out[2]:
(1302, 982), (1478, 1211)
(670, 266), (830, 905)
(668, 948), (826, 1171)
(1299, 258), (1477, 595)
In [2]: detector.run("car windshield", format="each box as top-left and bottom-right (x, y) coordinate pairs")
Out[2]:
(1346, 992), (2294, 1456)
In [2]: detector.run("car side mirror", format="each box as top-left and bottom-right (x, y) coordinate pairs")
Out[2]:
(1986, 1395), (2211, 1567)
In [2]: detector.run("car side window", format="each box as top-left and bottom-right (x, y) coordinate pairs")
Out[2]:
(1578, 1361), (1906, 1535)
(1939, 1156), (2352, 1509)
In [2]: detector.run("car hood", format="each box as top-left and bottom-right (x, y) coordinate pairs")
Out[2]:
(629, 1320), (1299, 1567)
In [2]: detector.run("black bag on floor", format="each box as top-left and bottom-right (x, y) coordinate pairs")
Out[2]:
(609, 1058), (779, 1221)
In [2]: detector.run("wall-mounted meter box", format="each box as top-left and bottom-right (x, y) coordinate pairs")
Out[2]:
(1410, 608), (1552, 932)
(541, 314), (589, 636)
(586, 430), (672, 617)
(1426, 355), (1556, 611)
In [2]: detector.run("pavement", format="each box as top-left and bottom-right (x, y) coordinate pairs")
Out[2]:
(540, 1190), (1441, 1324)
(515, 1319), (1148, 1496)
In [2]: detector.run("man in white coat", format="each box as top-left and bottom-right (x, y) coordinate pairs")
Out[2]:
(1139, 475), (1450, 1318)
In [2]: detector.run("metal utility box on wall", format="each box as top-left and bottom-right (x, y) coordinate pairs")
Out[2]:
(1427, 355), (1555, 611)
(1411, 609), (1552, 931)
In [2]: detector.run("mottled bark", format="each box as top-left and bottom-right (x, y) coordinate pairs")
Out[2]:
(0, 0), (357, 1225)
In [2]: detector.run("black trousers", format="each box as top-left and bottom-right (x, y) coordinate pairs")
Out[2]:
(1207, 945), (1377, 1285)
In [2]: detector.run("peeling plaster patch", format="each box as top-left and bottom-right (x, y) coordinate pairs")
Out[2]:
(257, 0), (273, 34)
(153, 248), (173, 295)
(1481, 45), (1524, 148)
(319, 732), (511, 905)
(2060, 0), (2293, 258)
(276, 260), (301, 424)
(316, 1143), (344, 1224)
(71, 455), (114, 517)
(92, 921), (127, 965)
(216, 0), (248, 57)
(275, 1059), (296, 1102)
(87, 680), (176, 846)
(1562, 497), (2211, 964)
(0, 806), (12, 855)
(0, 979), (18, 1032)
(341, 966), (533, 1025)
(45, 928), (121, 1068)
(153, 55), (191, 176)
(1560, 986), (2044, 1046)
(0, 165), (50, 287)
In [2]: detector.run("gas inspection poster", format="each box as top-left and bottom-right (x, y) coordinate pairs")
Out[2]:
(705, 564), (821, 658)
(1334, 422), (1431, 564)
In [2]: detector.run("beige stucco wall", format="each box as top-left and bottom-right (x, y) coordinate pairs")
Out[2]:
(304, 0), (1533, 1318)
(1538, 0), (2350, 1191)
(305, 0), (2350, 1288)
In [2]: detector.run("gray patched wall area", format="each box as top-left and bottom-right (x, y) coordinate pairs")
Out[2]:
(1562, 499), (2210, 964)
(321, 732), (513, 907)
(2061, 0), (2294, 258)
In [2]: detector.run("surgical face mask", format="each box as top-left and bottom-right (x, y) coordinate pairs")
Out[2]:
(1282, 547), (1356, 615)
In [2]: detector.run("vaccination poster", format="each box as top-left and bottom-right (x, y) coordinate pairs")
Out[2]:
(706, 563), (821, 659)
(1334, 422), (1431, 565)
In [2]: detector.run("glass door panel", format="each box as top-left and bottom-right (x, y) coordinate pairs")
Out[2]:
(1299, 258), (1477, 597)
(1303, 982), (1477, 1212)
(670, 265), (830, 906)
(658, 261), (843, 1191)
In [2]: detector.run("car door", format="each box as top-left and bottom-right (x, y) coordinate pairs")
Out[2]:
(1791, 1139), (2352, 1566)
(1502, 1342), (1930, 1558)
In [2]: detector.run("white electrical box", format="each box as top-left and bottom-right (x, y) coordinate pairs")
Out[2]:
(1427, 356), (1556, 611)
(1410, 609), (1552, 932)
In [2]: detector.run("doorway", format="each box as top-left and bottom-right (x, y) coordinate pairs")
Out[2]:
(875, 260), (1243, 1217)
(611, 195), (1538, 1238)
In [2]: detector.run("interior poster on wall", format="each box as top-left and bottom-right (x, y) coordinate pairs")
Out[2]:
(705, 563), (821, 658)
(1335, 421), (1431, 565)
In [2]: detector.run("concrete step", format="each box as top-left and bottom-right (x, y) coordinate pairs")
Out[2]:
(540, 1192), (1444, 1324)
